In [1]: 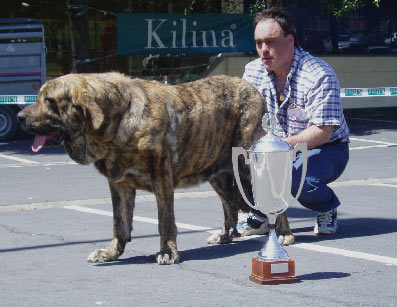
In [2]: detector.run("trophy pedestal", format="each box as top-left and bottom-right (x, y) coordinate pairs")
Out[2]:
(249, 257), (299, 285)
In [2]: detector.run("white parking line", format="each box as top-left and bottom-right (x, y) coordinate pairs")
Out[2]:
(0, 161), (77, 169)
(64, 205), (397, 266)
(64, 205), (218, 233)
(350, 145), (396, 150)
(350, 137), (395, 145)
(293, 243), (397, 266)
(330, 177), (397, 188)
(0, 153), (40, 164)
(349, 137), (397, 150)
(349, 117), (397, 124)
(370, 183), (397, 188)
(2, 177), (397, 213)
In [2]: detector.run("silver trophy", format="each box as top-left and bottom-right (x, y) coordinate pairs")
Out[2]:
(232, 113), (308, 284)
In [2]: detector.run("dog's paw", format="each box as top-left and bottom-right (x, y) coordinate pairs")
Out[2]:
(156, 251), (179, 265)
(87, 249), (118, 263)
(206, 231), (221, 244)
(278, 234), (295, 246)
(206, 231), (234, 245)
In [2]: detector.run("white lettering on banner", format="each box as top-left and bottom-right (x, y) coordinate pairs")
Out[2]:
(191, 21), (198, 48)
(201, 30), (218, 48)
(181, 19), (187, 48)
(145, 19), (167, 49)
(144, 18), (236, 49)
(221, 30), (235, 47)
(171, 21), (178, 48)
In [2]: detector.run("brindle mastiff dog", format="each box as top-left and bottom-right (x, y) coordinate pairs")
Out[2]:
(18, 73), (294, 265)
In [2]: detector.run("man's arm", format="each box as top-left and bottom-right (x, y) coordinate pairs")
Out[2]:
(284, 124), (333, 150)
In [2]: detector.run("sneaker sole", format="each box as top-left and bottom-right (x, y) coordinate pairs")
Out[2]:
(314, 229), (337, 235)
(238, 226), (269, 237)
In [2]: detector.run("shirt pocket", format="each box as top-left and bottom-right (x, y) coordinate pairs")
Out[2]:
(286, 100), (308, 132)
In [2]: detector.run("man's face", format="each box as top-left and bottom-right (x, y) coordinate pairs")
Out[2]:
(254, 19), (295, 75)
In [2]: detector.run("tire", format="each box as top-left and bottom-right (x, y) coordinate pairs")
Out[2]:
(0, 105), (19, 141)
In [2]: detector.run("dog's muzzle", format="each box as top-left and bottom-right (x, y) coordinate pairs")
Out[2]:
(17, 110), (64, 152)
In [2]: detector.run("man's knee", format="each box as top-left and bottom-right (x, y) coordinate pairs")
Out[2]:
(291, 169), (319, 196)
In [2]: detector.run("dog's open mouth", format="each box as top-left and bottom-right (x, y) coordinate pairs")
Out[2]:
(32, 129), (64, 152)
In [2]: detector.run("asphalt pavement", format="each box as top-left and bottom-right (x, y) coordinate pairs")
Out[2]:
(1, 107), (397, 307)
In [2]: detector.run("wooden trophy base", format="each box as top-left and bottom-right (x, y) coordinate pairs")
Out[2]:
(249, 257), (299, 285)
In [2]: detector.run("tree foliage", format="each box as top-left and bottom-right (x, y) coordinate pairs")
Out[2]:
(323, 0), (381, 18)
(248, 0), (382, 17)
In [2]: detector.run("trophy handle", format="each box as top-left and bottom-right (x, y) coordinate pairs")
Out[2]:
(292, 143), (308, 200)
(232, 147), (255, 208)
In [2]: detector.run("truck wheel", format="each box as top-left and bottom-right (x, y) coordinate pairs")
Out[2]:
(0, 105), (19, 141)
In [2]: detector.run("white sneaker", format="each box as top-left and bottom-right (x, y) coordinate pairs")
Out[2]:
(237, 211), (269, 236)
(314, 208), (338, 235)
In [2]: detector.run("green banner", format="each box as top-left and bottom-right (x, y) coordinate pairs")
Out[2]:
(116, 13), (255, 55)
(0, 95), (37, 104)
(368, 88), (386, 96)
(344, 89), (363, 97)
(0, 96), (18, 103)
(341, 87), (397, 98)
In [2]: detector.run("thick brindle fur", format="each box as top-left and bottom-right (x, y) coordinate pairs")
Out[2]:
(18, 73), (294, 264)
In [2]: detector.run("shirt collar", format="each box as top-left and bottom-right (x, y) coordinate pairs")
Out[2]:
(287, 47), (305, 81)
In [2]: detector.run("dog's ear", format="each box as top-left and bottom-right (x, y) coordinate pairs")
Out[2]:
(84, 101), (104, 130)
(71, 89), (104, 130)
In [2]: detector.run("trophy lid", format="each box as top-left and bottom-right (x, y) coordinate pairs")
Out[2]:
(249, 114), (292, 153)
(250, 134), (291, 153)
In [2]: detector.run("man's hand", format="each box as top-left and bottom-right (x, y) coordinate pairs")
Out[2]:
(284, 125), (334, 150)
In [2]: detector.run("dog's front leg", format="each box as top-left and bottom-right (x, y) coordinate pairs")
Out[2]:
(87, 181), (136, 263)
(152, 168), (179, 265)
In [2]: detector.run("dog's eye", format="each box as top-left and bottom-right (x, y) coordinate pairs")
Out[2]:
(45, 98), (60, 115)
(73, 105), (84, 115)
(46, 97), (56, 104)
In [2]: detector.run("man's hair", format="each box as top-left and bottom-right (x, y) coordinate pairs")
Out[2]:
(254, 7), (299, 47)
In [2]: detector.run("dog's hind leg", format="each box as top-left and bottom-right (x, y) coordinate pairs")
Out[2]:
(87, 182), (135, 263)
(207, 172), (239, 245)
(276, 211), (295, 246)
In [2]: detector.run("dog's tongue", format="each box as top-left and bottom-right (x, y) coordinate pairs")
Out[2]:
(32, 135), (47, 152)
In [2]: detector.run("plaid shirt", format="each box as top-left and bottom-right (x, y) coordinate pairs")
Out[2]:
(243, 47), (350, 143)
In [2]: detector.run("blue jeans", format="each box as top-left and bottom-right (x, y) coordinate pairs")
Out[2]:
(252, 142), (349, 216)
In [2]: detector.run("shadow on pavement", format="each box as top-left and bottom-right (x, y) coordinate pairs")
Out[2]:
(97, 214), (397, 265)
(4, 215), (395, 265)
(298, 272), (350, 281)
(98, 239), (264, 266)
(344, 107), (397, 137)
(293, 217), (397, 243)
(0, 238), (110, 253)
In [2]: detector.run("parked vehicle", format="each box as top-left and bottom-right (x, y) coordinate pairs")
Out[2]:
(384, 32), (397, 46)
(0, 18), (46, 141)
(325, 34), (362, 53)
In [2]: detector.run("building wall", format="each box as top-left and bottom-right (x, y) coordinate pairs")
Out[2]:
(206, 55), (397, 108)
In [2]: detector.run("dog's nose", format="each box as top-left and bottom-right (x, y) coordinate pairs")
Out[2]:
(17, 111), (26, 124)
